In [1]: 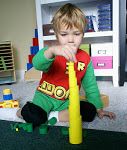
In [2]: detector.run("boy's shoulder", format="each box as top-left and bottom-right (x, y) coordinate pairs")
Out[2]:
(76, 49), (91, 65)
(77, 48), (90, 60)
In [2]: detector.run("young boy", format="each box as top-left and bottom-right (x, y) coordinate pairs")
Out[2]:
(17, 3), (115, 127)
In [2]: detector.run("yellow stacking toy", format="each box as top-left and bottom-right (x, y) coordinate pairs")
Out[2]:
(68, 62), (82, 144)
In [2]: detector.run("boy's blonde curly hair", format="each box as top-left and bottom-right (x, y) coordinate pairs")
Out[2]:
(51, 3), (86, 34)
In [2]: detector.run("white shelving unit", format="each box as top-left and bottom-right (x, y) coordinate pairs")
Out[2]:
(35, 0), (120, 87)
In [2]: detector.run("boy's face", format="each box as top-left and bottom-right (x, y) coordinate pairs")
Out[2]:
(56, 25), (83, 49)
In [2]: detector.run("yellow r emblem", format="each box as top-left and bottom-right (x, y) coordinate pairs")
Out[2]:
(78, 62), (85, 71)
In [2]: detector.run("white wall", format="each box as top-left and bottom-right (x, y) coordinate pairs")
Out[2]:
(0, 0), (36, 80)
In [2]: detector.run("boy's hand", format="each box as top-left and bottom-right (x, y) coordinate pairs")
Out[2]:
(56, 44), (77, 62)
(44, 44), (77, 62)
(97, 109), (116, 120)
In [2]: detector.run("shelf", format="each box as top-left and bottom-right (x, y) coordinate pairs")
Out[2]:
(41, 0), (97, 5)
(0, 51), (12, 55)
(85, 31), (113, 38)
(0, 76), (15, 84)
(0, 68), (14, 72)
(0, 69), (14, 72)
(43, 31), (113, 41)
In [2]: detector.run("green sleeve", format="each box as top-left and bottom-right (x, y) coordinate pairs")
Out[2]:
(32, 47), (55, 72)
(81, 61), (103, 109)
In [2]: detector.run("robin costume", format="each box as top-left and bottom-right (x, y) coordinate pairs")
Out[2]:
(31, 47), (103, 113)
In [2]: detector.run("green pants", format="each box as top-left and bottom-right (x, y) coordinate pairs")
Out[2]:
(32, 90), (69, 114)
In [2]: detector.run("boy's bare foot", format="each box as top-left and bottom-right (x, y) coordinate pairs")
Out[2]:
(16, 108), (23, 119)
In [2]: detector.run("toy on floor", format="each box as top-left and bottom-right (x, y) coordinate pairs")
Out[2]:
(11, 123), (33, 132)
(0, 89), (19, 108)
(68, 62), (82, 144)
(11, 117), (57, 134)
(3, 89), (13, 100)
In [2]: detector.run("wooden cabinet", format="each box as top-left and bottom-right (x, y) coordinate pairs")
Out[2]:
(35, 0), (120, 86)
(0, 41), (16, 84)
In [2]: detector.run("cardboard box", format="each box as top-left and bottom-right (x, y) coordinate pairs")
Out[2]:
(80, 94), (109, 108)
(24, 67), (41, 81)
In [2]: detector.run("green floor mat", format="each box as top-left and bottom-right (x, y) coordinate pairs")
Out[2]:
(0, 120), (127, 150)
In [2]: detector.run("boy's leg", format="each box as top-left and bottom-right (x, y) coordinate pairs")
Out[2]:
(48, 109), (69, 122)
(53, 101), (96, 122)
(80, 101), (96, 122)
(17, 90), (53, 127)
(16, 108), (22, 119)
(21, 102), (47, 127)
(58, 109), (69, 122)
(48, 98), (69, 122)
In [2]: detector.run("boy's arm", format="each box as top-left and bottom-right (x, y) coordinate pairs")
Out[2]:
(81, 61), (103, 109)
(32, 47), (55, 72)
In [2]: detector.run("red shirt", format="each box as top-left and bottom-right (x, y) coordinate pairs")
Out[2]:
(37, 49), (90, 100)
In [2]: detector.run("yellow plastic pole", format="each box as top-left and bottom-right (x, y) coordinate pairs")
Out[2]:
(68, 62), (82, 144)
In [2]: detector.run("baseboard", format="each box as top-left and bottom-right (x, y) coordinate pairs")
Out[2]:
(15, 69), (25, 82)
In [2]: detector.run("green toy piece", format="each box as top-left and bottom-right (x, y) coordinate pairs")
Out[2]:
(11, 123), (33, 132)
(11, 117), (57, 135)
(83, 130), (87, 138)
(39, 124), (48, 135)
(48, 117), (57, 126)
(61, 127), (69, 136)
(19, 123), (33, 132)
(11, 120), (87, 141)
(61, 127), (87, 138)
(39, 117), (57, 135)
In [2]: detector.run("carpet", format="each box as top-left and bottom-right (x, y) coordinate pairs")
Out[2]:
(0, 120), (127, 150)
(1, 81), (127, 132)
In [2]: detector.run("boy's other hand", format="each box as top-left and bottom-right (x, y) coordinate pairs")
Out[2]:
(97, 109), (116, 120)
(45, 44), (78, 62)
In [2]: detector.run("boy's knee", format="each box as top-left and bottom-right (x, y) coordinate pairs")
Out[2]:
(21, 102), (47, 127)
(80, 101), (96, 122)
